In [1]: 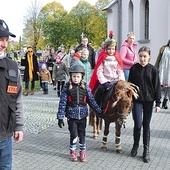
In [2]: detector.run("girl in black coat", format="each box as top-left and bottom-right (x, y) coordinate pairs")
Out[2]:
(128, 46), (161, 163)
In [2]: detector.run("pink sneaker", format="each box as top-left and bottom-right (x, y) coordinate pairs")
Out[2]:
(80, 151), (87, 162)
(70, 150), (78, 162)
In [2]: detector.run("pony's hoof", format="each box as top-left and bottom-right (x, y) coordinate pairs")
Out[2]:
(93, 135), (98, 139)
(116, 149), (122, 153)
(101, 146), (108, 151)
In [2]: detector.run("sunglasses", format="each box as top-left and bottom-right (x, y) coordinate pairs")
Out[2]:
(28, 51), (33, 53)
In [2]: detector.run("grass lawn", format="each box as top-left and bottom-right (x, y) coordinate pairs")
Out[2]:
(22, 80), (40, 91)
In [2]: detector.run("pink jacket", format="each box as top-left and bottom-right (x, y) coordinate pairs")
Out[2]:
(97, 56), (125, 84)
(120, 41), (137, 69)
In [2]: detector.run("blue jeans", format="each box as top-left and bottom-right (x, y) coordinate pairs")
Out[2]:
(42, 82), (48, 90)
(0, 138), (12, 170)
(124, 69), (130, 81)
(132, 101), (153, 132)
(42, 82), (48, 94)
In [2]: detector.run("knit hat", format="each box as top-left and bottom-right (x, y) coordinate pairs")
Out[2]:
(56, 55), (61, 64)
(56, 55), (61, 60)
(73, 52), (80, 60)
(42, 63), (47, 70)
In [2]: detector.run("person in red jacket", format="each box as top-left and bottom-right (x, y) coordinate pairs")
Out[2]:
(89, 31), (124, 108)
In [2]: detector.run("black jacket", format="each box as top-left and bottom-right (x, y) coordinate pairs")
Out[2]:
(128, 63), (161, 107)
(0, 57), (23, 141)
(21, 53), (39, 82)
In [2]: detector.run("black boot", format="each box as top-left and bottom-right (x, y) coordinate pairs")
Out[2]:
(57, 90), (60, 97)
(45, 89), (48, 94)
(162, 98), (168, 109)
(143, 131), (150, 163)
(94, 84), (104, 107)
(131, 130), (141, 157)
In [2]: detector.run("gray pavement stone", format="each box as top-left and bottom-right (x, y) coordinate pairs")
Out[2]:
(12, 85), (170, 170)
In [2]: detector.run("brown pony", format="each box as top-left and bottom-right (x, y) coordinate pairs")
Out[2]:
(89, 80), (139, 153)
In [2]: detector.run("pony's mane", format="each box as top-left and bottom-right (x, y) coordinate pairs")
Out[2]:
(115, 80), (139, 99)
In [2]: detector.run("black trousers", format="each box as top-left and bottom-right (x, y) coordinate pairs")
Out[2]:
(68, 118), (86, 146)
(57, 81), (65, 92)
(94, 84), (105, 107)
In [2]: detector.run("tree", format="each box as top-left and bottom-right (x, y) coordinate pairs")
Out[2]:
(21, 0), (110, 51)
(22, 0), (43, 51)
(67, 0), (107, 48)
(38, 1), (68, 49)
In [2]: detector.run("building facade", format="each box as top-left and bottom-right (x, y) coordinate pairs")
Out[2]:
(104, 0), (170, 64)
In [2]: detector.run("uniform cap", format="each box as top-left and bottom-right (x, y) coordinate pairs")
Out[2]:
(0, 19), (16, 38)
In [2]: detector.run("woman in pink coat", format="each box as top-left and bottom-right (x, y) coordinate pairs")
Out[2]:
(120, 32), (138, 81)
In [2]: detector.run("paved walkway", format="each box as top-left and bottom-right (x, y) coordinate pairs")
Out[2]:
(12, 85), (170, 170)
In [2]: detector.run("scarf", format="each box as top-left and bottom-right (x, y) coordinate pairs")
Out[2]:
(27, 54), (33, 81)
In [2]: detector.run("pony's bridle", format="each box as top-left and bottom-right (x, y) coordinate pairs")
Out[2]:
(116, 98), (132, 128)
(116, 112), (130, 128)
(102, 80), (138, 128)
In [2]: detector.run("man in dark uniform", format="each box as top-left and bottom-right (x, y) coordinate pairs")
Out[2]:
(0, 19), (24, 169)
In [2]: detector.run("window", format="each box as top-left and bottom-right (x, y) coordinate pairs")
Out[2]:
(139, 0), (150, 43)
(145, 0), (149, 39)
(128, 0), (134, 32)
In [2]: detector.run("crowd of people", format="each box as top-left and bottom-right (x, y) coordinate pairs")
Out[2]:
(20, 36), (97, 96)
(19, 30), (167, 164)
(0, 16), (168, 169)
(55, 31), (162, 164)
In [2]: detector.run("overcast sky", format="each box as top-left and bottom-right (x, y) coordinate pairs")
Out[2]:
(0, 0), (97, 40)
